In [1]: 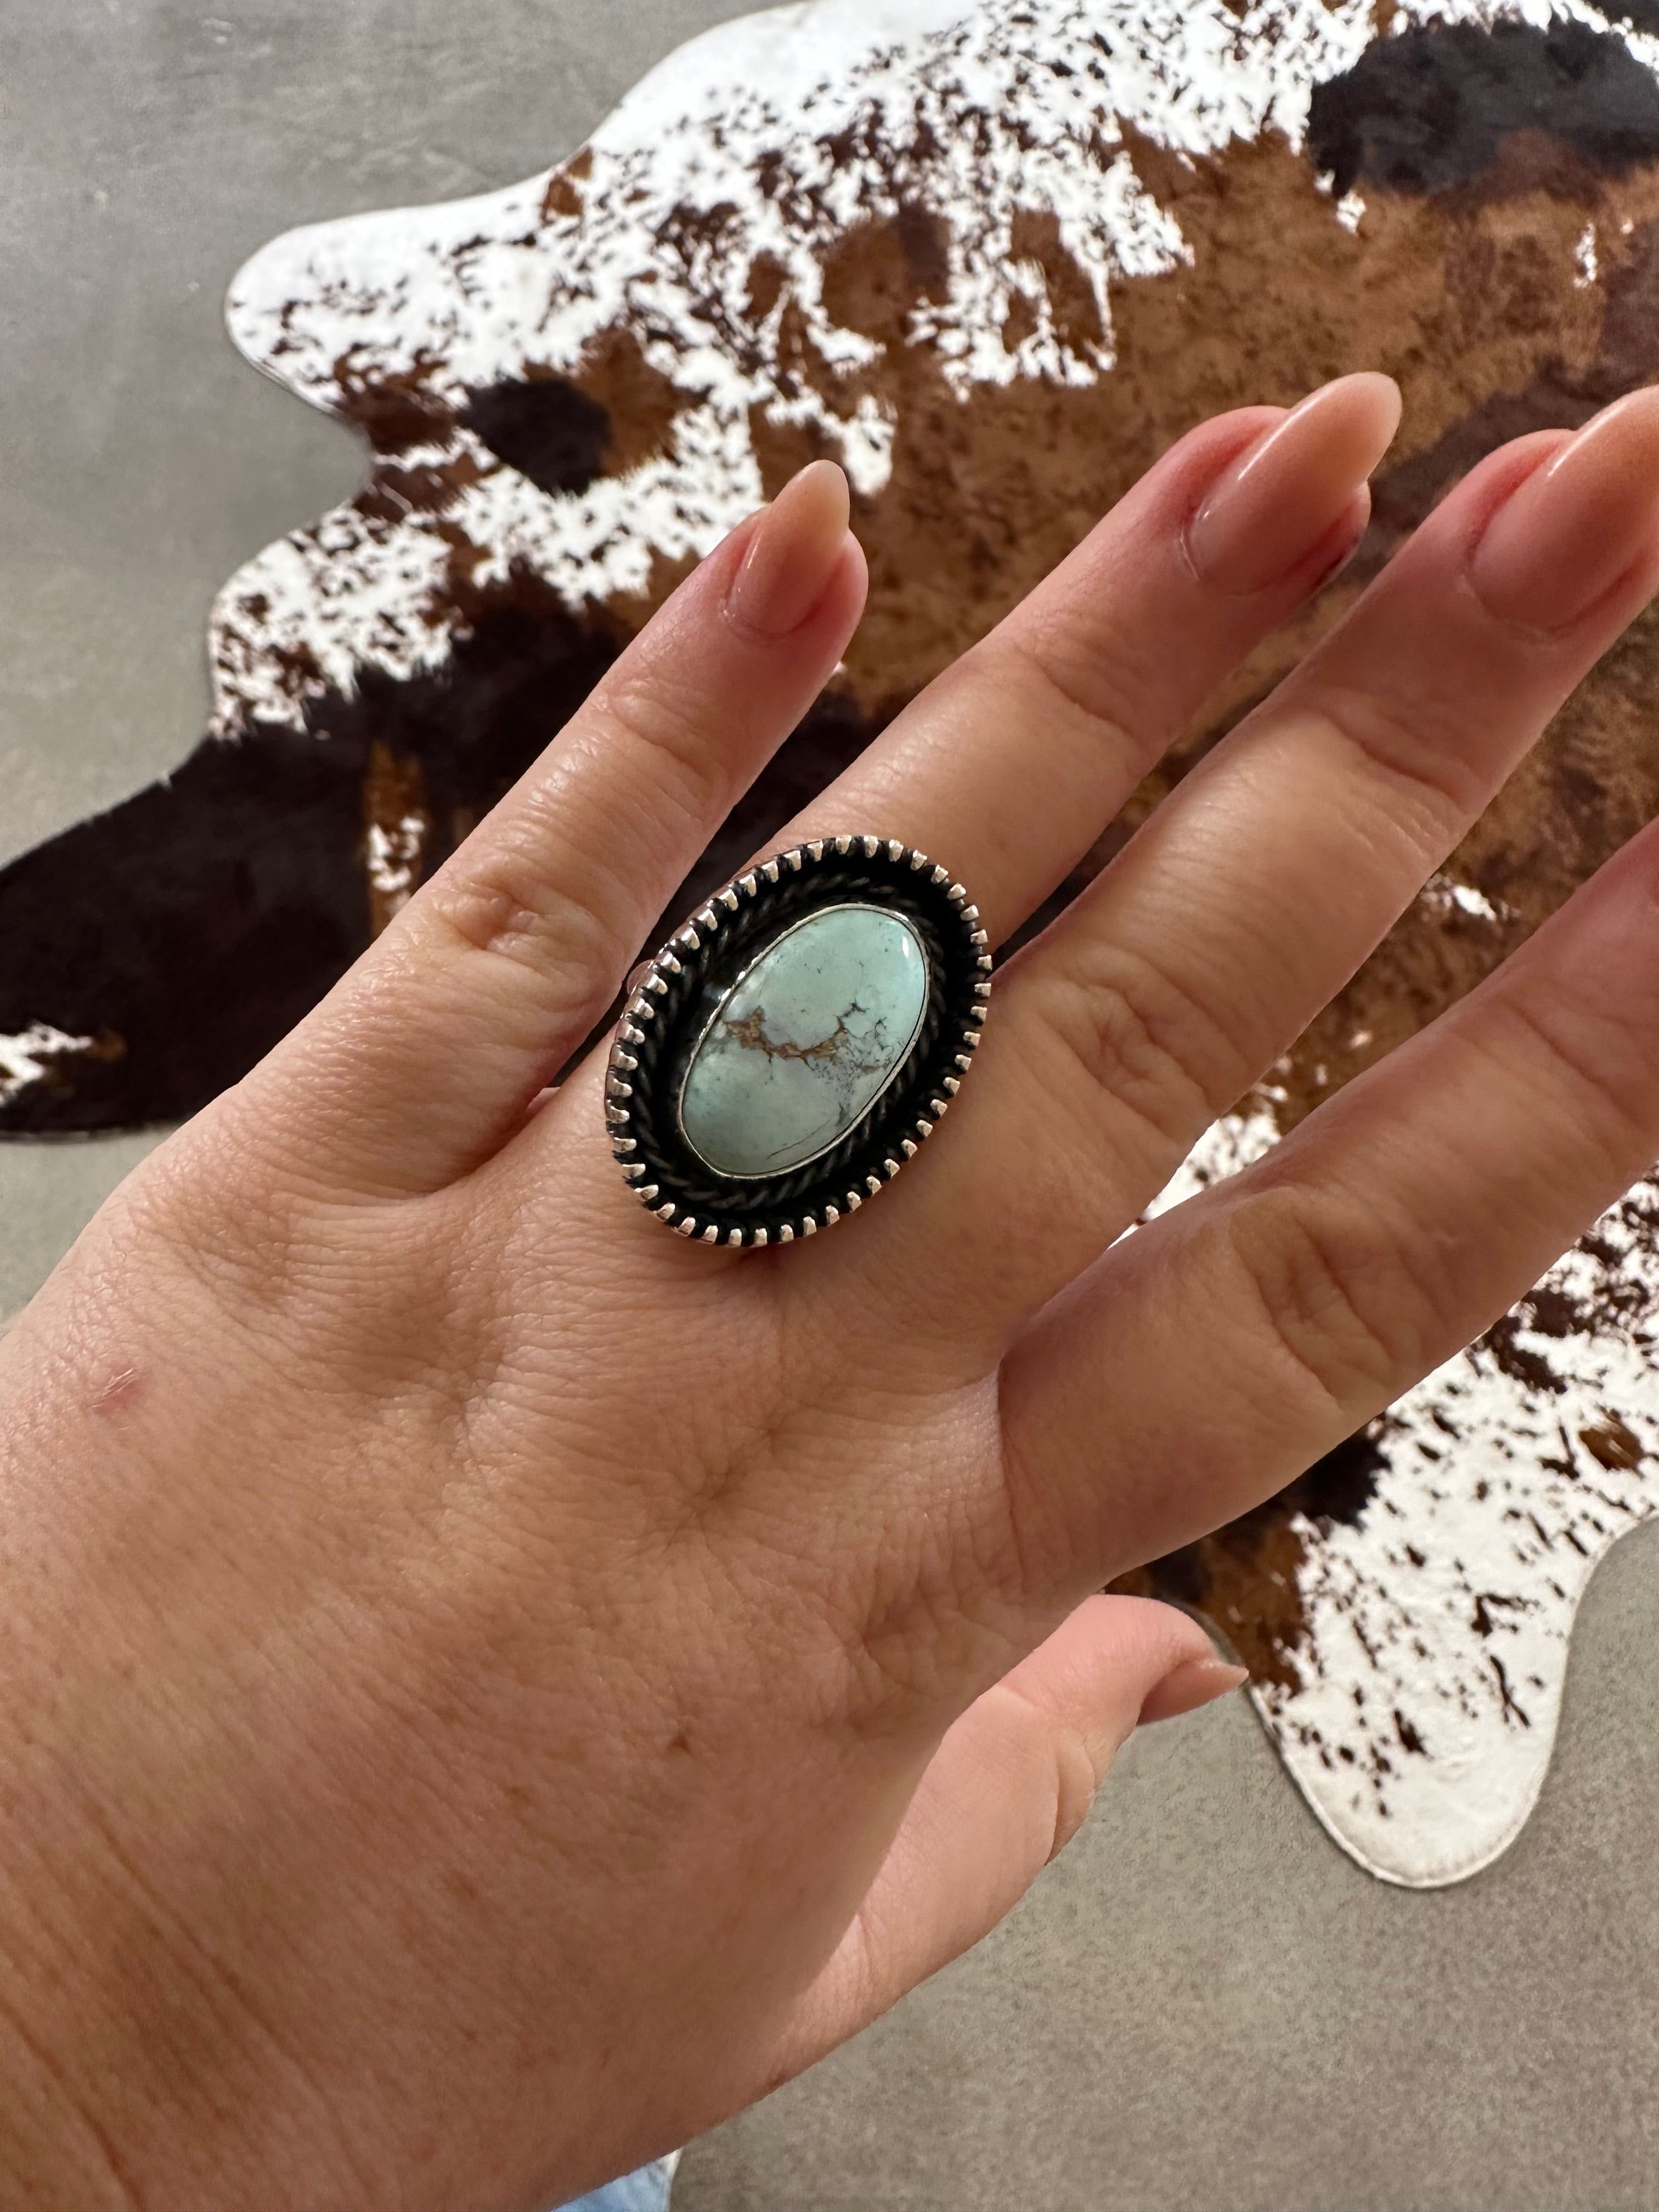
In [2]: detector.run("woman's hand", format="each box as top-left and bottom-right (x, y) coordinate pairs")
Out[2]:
(5, 373), (1659, 2211)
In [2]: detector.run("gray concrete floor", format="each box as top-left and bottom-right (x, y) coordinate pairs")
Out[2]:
(1, 5), (1656, 2207)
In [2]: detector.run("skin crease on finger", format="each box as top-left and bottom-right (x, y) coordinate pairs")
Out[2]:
(3, 388), (1659, 2212)
(764, 375), (1404, 955)
(846, 391), (1659, 1349)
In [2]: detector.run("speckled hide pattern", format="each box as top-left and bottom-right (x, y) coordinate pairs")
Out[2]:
(4, 0), (1659, 1882)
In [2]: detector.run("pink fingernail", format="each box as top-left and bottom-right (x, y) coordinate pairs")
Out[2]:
(726, 460), (852, 636)
(1186, 372), (1402, 596)
(1469, 387), (1659, 632)
(1138, 1656), (1249, 1726)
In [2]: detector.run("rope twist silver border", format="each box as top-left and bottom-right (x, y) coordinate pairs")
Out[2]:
(607, 834), (991, 1247)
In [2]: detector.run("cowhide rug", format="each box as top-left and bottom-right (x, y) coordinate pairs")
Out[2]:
(5, 0), (1659, 1886)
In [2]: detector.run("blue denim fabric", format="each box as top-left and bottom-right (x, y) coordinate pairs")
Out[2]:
(557, 2152), (679, 2212)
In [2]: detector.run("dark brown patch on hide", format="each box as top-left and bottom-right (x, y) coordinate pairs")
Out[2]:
(362, 741), (431, 937)
(464, 331), (692, 494)
(541, 148), (593, 223)
(462, 375), (613, 496)
(1113, 1427), (1389, 1690)
(332, 352), (455, 453)
(1307, 18), (1659, 198)
(0, 561), (876, 1131)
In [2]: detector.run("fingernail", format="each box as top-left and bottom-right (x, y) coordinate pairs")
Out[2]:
(726, 460), (851, 636)
(1186, 372), (1402, 596)
(1308, 487), (1372, 593)
(1138, 1656), (1249, 1726)
(1469, 388), (1659, 631)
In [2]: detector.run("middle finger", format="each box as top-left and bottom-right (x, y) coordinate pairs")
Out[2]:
(887, 388), (1659, 1338)
(786, 373), (1402, 945)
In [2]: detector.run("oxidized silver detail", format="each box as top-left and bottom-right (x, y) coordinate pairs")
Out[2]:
(605, 837), (991, 1249)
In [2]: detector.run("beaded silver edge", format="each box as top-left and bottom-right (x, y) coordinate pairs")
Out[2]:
(606, 834), (991, 1247)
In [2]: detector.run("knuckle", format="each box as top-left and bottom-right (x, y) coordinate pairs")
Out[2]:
(134, 1113), (301, 1282)
(588, 670), (732, 827)
(1044, 1722), (1102, 1860)
(416, 681), (724, 1002)
(1299, 684), (1487, 842)
(126, 1129), (350, 1344)
(989, 1681), (1102, 1861)
(1223, 1186), (1429, 1415)
(998, 624), (1151, 770)
(427, 829), (619, 982)
(1043, 944), (1247, 1150)
(1485, 991), (1652, 1165)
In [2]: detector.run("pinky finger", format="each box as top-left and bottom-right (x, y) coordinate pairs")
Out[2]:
(999, 817), (1659, 1591)
(228, 464), (865, 1198)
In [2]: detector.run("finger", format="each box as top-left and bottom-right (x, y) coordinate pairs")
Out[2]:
(895, 389), (1659, 1333)
(776, 1598), (1240, 2067)
(785, 374), (1402, 943)
(234, 462), (867, 1195)
(999, 814), (1659, 1589)
(488, 385), (1389, 1262)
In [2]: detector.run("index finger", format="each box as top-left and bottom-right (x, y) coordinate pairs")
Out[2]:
(224, 463), (866, 1198)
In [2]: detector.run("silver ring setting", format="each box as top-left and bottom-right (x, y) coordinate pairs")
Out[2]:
(607, 836), (990, 1247)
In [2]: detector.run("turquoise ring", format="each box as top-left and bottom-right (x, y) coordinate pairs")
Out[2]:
(607, 837), (990, 1247)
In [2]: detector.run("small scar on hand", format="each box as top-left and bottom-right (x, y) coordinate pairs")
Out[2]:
(89, 1364), (147, 1417)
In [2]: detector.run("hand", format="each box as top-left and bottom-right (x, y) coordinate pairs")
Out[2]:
(5, 371), (1659, 2211)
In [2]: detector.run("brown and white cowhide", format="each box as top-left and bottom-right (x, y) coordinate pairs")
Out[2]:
(5, 0), (1659, 1884)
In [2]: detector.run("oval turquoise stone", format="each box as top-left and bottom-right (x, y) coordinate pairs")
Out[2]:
(679, 904), (929, 1178)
